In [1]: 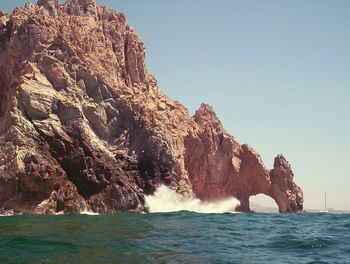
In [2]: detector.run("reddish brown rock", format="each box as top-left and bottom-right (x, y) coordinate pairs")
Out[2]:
(269, 155), (304, 212)
(184, 104), (303, 212)
(0, 0), (303, 214)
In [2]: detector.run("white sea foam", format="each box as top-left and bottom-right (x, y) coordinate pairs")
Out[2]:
(80, 210), (100, 216)
(0, 211), (14, 217)
(55, 211), (65, 215)
(145, 185), (240, 214)
(54, 210), (99, 216)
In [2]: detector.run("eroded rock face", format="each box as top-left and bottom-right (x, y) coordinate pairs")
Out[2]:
(184, 104), (303, 212)
(0, 1), (303, 214)
(269, 155), (304, 212)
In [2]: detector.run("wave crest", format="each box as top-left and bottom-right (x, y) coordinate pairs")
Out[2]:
(145, 185), (239, 214)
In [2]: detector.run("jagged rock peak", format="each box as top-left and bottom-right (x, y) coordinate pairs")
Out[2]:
(79, 0), (97, 5)
(64, 0), (97, 16)
(37, 0), (59, 6)
(269, 154), (303, 212)
(193, 103), (223, 130)
(0, 0), (303, 214)
(76, 0), (97, 9)
(195, 103), (216, 115)
(273, 154), (294, 178)
(37, 0), (59, 16)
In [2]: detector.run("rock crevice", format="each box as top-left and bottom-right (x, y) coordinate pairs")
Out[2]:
(0, 1), (303, 214)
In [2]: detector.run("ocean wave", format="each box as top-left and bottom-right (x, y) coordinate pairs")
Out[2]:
(55, 211), (65, 215)
(0, 209), (15, 217)
(145, 185), (239, 214)
(0, 213), (14, 217)
(80, 210), (100, 216)
(54, 210), (99, 216)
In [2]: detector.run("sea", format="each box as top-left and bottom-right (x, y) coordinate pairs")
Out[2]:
(0, 187), (349, 263)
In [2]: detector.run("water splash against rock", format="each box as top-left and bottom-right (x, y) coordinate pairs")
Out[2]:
(0, 0), (303, 214)
(145, 186), (239, 214)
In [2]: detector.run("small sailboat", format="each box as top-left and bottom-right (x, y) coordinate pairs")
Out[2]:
(319, 191), (328, 213)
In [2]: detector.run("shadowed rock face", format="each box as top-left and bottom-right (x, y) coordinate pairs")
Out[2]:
(0, 0), (303, 214)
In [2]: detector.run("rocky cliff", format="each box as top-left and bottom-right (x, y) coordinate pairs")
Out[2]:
(0, 0), (303, 214)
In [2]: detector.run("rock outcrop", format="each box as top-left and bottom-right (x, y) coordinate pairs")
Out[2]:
(184, 104), (303, 212)
(0, 0), (303, 214)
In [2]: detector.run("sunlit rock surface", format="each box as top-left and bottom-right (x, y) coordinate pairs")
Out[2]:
(0, 0), (303, 214)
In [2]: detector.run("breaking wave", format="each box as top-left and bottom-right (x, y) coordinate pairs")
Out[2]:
(54, 210), (99, 216)
(80, 210), (100, 216)
(145, 185), (240, 214)
(0, 211), (14, 217)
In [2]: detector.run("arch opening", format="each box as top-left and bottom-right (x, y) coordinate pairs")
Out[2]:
(249, 194), (279, 213)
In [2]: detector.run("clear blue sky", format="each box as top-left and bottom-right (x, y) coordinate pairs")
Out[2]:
(3, 1), (350, 210)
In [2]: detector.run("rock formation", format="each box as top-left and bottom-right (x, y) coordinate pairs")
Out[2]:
(185, 104), (303, 212)
(0, 0), (303, 214)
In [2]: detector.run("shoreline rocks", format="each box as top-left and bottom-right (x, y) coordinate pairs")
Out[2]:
(0, 0), (303, 214)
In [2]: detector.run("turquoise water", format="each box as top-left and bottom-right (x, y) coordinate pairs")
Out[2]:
(0, 212), (349, 263)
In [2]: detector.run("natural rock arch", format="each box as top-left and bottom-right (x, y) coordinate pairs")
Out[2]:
(0, 1), (303, 214)
(185, 104), (304, 213)
(249, 193), (279, 212)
